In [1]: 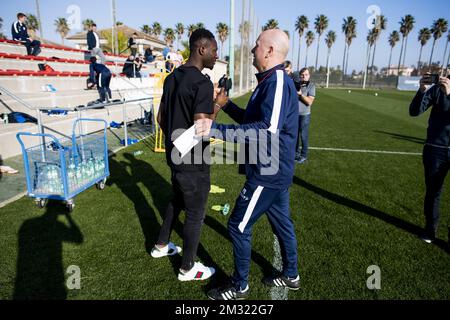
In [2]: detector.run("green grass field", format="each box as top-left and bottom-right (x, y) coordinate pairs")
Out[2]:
(0, 88), (449, 300)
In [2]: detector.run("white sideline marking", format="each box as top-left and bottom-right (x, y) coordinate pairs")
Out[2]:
(270, 236), (289, 300)
(309, 147), (422, 156)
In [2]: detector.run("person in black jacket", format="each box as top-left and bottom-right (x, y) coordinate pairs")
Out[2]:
(409, 73), (450, 245)
(88, 57), (112, 103)
(128, 33), (138, 56)
(11, 13), (41, 56)
(87, 24), (107, 64)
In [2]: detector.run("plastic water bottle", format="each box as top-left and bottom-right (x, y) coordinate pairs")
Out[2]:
(222, 203), (230, 216)
(133, 150), (144, 157)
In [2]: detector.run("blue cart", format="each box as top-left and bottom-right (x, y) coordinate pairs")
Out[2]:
(16, 118), (110, 212)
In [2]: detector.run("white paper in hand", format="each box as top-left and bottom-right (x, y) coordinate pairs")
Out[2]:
(173, 125), (203, 158)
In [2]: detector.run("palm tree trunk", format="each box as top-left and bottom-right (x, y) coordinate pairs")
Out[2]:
(429, 38), (436, 71)
(387, 47), (393, 76)
(342, 43), (347, 83)
(371, 42), (377, 85)
(326, 47), (331, 88)
(297, 35), (301, 70)
(402, 35), (409, 68)
(418, 45), (423, 74)
(441, 39), (449, 75)
(61, 35), (64, 45)
(397, 36), (405, 76)
(315, 34), (321, 70)
(305, 47), (309, 68)
(345, 45), (350, 78)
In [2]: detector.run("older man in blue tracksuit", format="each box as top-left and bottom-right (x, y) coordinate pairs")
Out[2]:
(11, 13), (41, 56)
(88, 57), (112, 103)
(203, 29), (300, 300)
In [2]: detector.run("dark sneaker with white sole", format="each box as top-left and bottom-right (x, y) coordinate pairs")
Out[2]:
(263, 275), (300, 291)
(207, 285), (250, 301)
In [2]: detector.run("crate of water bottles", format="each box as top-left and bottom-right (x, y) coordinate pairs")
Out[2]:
(16, 118), (110, 211)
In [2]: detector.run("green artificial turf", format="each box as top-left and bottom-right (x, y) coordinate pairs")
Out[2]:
(0, 89), (449, 300)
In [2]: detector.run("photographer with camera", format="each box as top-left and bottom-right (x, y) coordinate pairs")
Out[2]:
(409, 73), (450, 245)
(218, 74), (232, 96)
(288, 65), (316, 164)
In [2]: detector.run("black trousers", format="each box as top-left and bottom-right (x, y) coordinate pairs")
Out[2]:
(157, 169), (210, 271)
(423, 144), (449, 237)
(24, 39), (41, 56)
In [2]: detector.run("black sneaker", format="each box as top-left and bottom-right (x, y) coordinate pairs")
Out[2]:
(263, 275), (300, 291)
(207, 285), (250, 301)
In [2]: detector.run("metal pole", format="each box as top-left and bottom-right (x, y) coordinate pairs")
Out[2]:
(35, 0), (44, 39)
(239, 0), (246, 95)
(36, 109), (45, 161)
(245, 0), (252, 93)
(362, 42), (370, 89)
(229, 0), (236, 97)
(122, 103), (128, 147)
(111, 0), (118, 55)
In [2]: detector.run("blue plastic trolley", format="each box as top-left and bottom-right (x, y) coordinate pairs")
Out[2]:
(16, 118), (110, 212)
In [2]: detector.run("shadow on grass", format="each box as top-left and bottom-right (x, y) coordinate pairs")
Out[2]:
(108, 153), (229, 290)
(374, 130), (426, 145)
(294, 176), (449, 253)
(13, 201), (84, 300)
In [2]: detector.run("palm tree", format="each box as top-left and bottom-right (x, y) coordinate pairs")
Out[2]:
(152, 22), (162, 39)
(342, 16), (357, 79)
(417, 28), (431, 71)
(0, 17), (5, 39)
(196, 22), (205, 30)
(82, 19), (95, 31)
(175, 23), (184, 49)
(141, 25), (151, 35)
(429, 18), (448, 68)
(325, 30), (336, 88)
(387, 30), (400, 75)
(216, 22), (229, 59)
(370, 15), (387, 79)
(314, 14), (328, 70)
(26, 14), (40, 38)
(164, 28), (176, 47)
(54, 18), (70, 45)
(263, 19), (279, 31)
(305, 31), (315, 67)
(398, 15), (415, 76)
(295, 15), (309, 70)
(187, 24), (197, 37)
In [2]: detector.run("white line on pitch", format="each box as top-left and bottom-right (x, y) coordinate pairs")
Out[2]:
(270, 236), (289, 300)
(309, 147), (422, 156)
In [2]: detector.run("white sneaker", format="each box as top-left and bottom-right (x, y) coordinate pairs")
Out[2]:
(151, 242), (182, 258)
(178, 262), (215, 282)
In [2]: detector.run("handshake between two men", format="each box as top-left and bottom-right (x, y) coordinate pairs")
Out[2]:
(194, 87), (229, 137)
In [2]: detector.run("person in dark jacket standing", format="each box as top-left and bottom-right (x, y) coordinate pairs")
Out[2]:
(204, 29), (300, 300)
(87, 24), (107, 64)
(88, 57), (112, 103)
(128, 33), (138, 56)
(409, 74), (450, 245)
(11, 13), (41, 56)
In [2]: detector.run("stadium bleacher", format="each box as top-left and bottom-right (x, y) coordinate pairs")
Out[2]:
(0, 39), (163, 159)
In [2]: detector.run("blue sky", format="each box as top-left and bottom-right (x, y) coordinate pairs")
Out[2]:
(1, 0), (449, 72)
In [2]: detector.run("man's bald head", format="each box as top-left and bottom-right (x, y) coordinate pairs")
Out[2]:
(252, 29), (290, 72)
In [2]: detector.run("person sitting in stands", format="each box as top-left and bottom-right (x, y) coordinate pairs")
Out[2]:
(11, 13), (41, 56)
